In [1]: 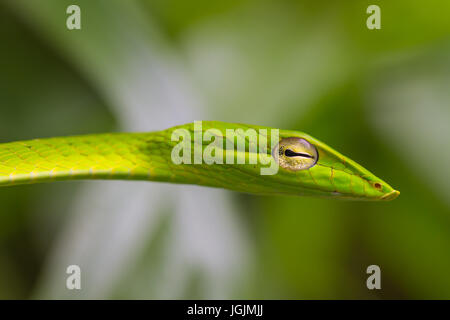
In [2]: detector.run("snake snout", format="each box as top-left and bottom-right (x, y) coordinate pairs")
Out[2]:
(380, 189), (400, 201)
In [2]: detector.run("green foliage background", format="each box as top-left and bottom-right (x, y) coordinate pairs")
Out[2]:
(0, 0), (449, 299)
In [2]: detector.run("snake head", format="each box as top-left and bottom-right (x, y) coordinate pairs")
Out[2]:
(271, 130), (400, 201)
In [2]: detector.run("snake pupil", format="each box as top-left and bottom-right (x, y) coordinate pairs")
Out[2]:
(284, 149), (313, 158)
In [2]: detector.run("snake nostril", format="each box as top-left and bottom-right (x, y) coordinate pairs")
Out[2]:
(374, 182), (382, 190)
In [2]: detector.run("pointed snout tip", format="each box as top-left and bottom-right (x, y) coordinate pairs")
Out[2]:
(380, 189), (400, 201)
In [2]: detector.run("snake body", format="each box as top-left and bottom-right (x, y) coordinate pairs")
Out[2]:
(0, 121), (399, 200)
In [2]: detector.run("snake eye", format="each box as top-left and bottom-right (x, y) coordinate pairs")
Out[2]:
(273, 137), (318, 171)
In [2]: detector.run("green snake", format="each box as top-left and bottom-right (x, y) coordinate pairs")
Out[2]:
(0, 121), (399, 201)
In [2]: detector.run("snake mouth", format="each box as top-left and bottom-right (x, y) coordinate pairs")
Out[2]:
(380, 189), (400, 201)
